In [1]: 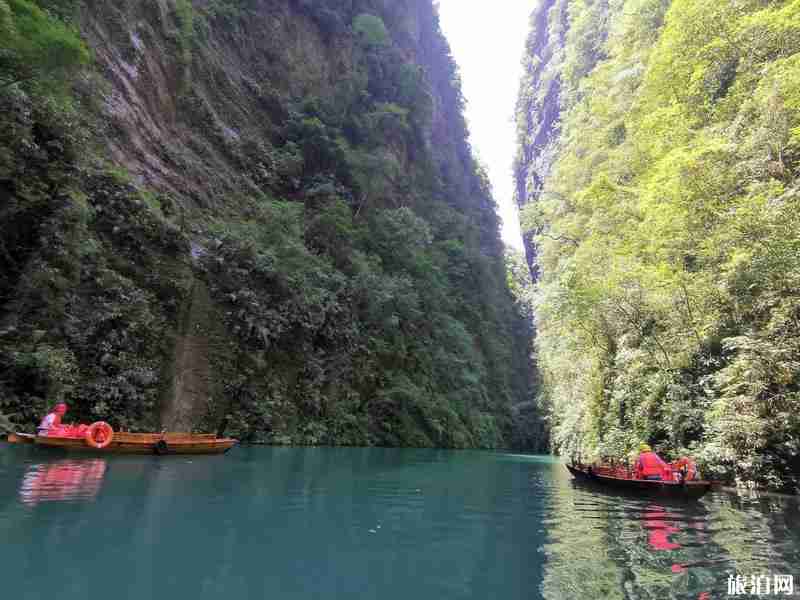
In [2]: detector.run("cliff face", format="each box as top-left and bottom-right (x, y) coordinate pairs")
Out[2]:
(513, 0), (567, 280)
(513, 0), (613, 280)
(0, 0), (540, 449)
(80, 1), (475, 216)
(515, 0), (800, 490)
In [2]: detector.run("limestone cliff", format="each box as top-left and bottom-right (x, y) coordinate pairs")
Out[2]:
(0, 0), (541, 449)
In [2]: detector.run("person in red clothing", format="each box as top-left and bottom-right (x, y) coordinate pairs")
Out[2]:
(37, 402), (67, 437)
(635, 443), (669, 480)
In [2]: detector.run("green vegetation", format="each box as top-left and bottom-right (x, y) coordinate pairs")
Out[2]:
(516, 0), (800, 491)
(0, 0), (88, 90)
(0, 1), (539, 450)
(352, 13), (390, 48)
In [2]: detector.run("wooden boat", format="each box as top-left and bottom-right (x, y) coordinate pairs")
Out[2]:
(7, 432), (36, 445)
(566, 463), (712, 499)
(7, 431), (237, 455)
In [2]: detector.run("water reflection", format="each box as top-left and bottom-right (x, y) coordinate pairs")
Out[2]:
(19, 459), (107, 506)
(1, 449), (549, 600)
(542, 466), (800, 600)
(0, 449), (798, 600)
(643, 505), (681, 551)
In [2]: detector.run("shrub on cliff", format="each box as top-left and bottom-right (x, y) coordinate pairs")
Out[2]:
(353, 13), (390, 48)
(0, 0), (89, 90)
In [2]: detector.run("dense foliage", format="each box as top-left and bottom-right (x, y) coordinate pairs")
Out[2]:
(516, 0), (800, 490)
(0, 1), (540, 449)
(0, 0), (89, 90)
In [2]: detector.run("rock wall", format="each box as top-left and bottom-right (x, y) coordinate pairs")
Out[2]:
(0, 0), (541, 448)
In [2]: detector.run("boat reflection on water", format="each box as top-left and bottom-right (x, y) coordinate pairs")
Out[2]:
(644, 504), (682, 551)
(642, 504), (715, 584)
(540, 464), (800, 600)
(19, 459), (107, 506)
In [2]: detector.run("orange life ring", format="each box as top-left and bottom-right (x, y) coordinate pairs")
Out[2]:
(84, 422), (114, 449)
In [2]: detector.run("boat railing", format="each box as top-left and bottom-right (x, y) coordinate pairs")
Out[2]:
(591, 463), (635, 479)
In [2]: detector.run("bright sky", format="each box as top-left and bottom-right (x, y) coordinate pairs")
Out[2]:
(437, 1), (531, 251)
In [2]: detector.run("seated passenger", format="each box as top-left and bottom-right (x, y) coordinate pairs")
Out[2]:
(37, 403), (67, 437)
(635, 443), (668, 480)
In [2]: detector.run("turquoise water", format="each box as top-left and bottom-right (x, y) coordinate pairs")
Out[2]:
(0, 446), (797, 599)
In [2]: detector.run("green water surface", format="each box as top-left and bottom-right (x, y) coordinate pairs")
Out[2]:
(0, 446), (797, 599)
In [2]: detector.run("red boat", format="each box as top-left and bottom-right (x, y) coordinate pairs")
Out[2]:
(566, 463), (712, 499)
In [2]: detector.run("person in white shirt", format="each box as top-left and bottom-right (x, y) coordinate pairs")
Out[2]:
(37, 403), (67, 436)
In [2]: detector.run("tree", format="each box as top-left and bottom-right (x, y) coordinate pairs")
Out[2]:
(352, 13), (389, 48)
(516, 0), (800, 490)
